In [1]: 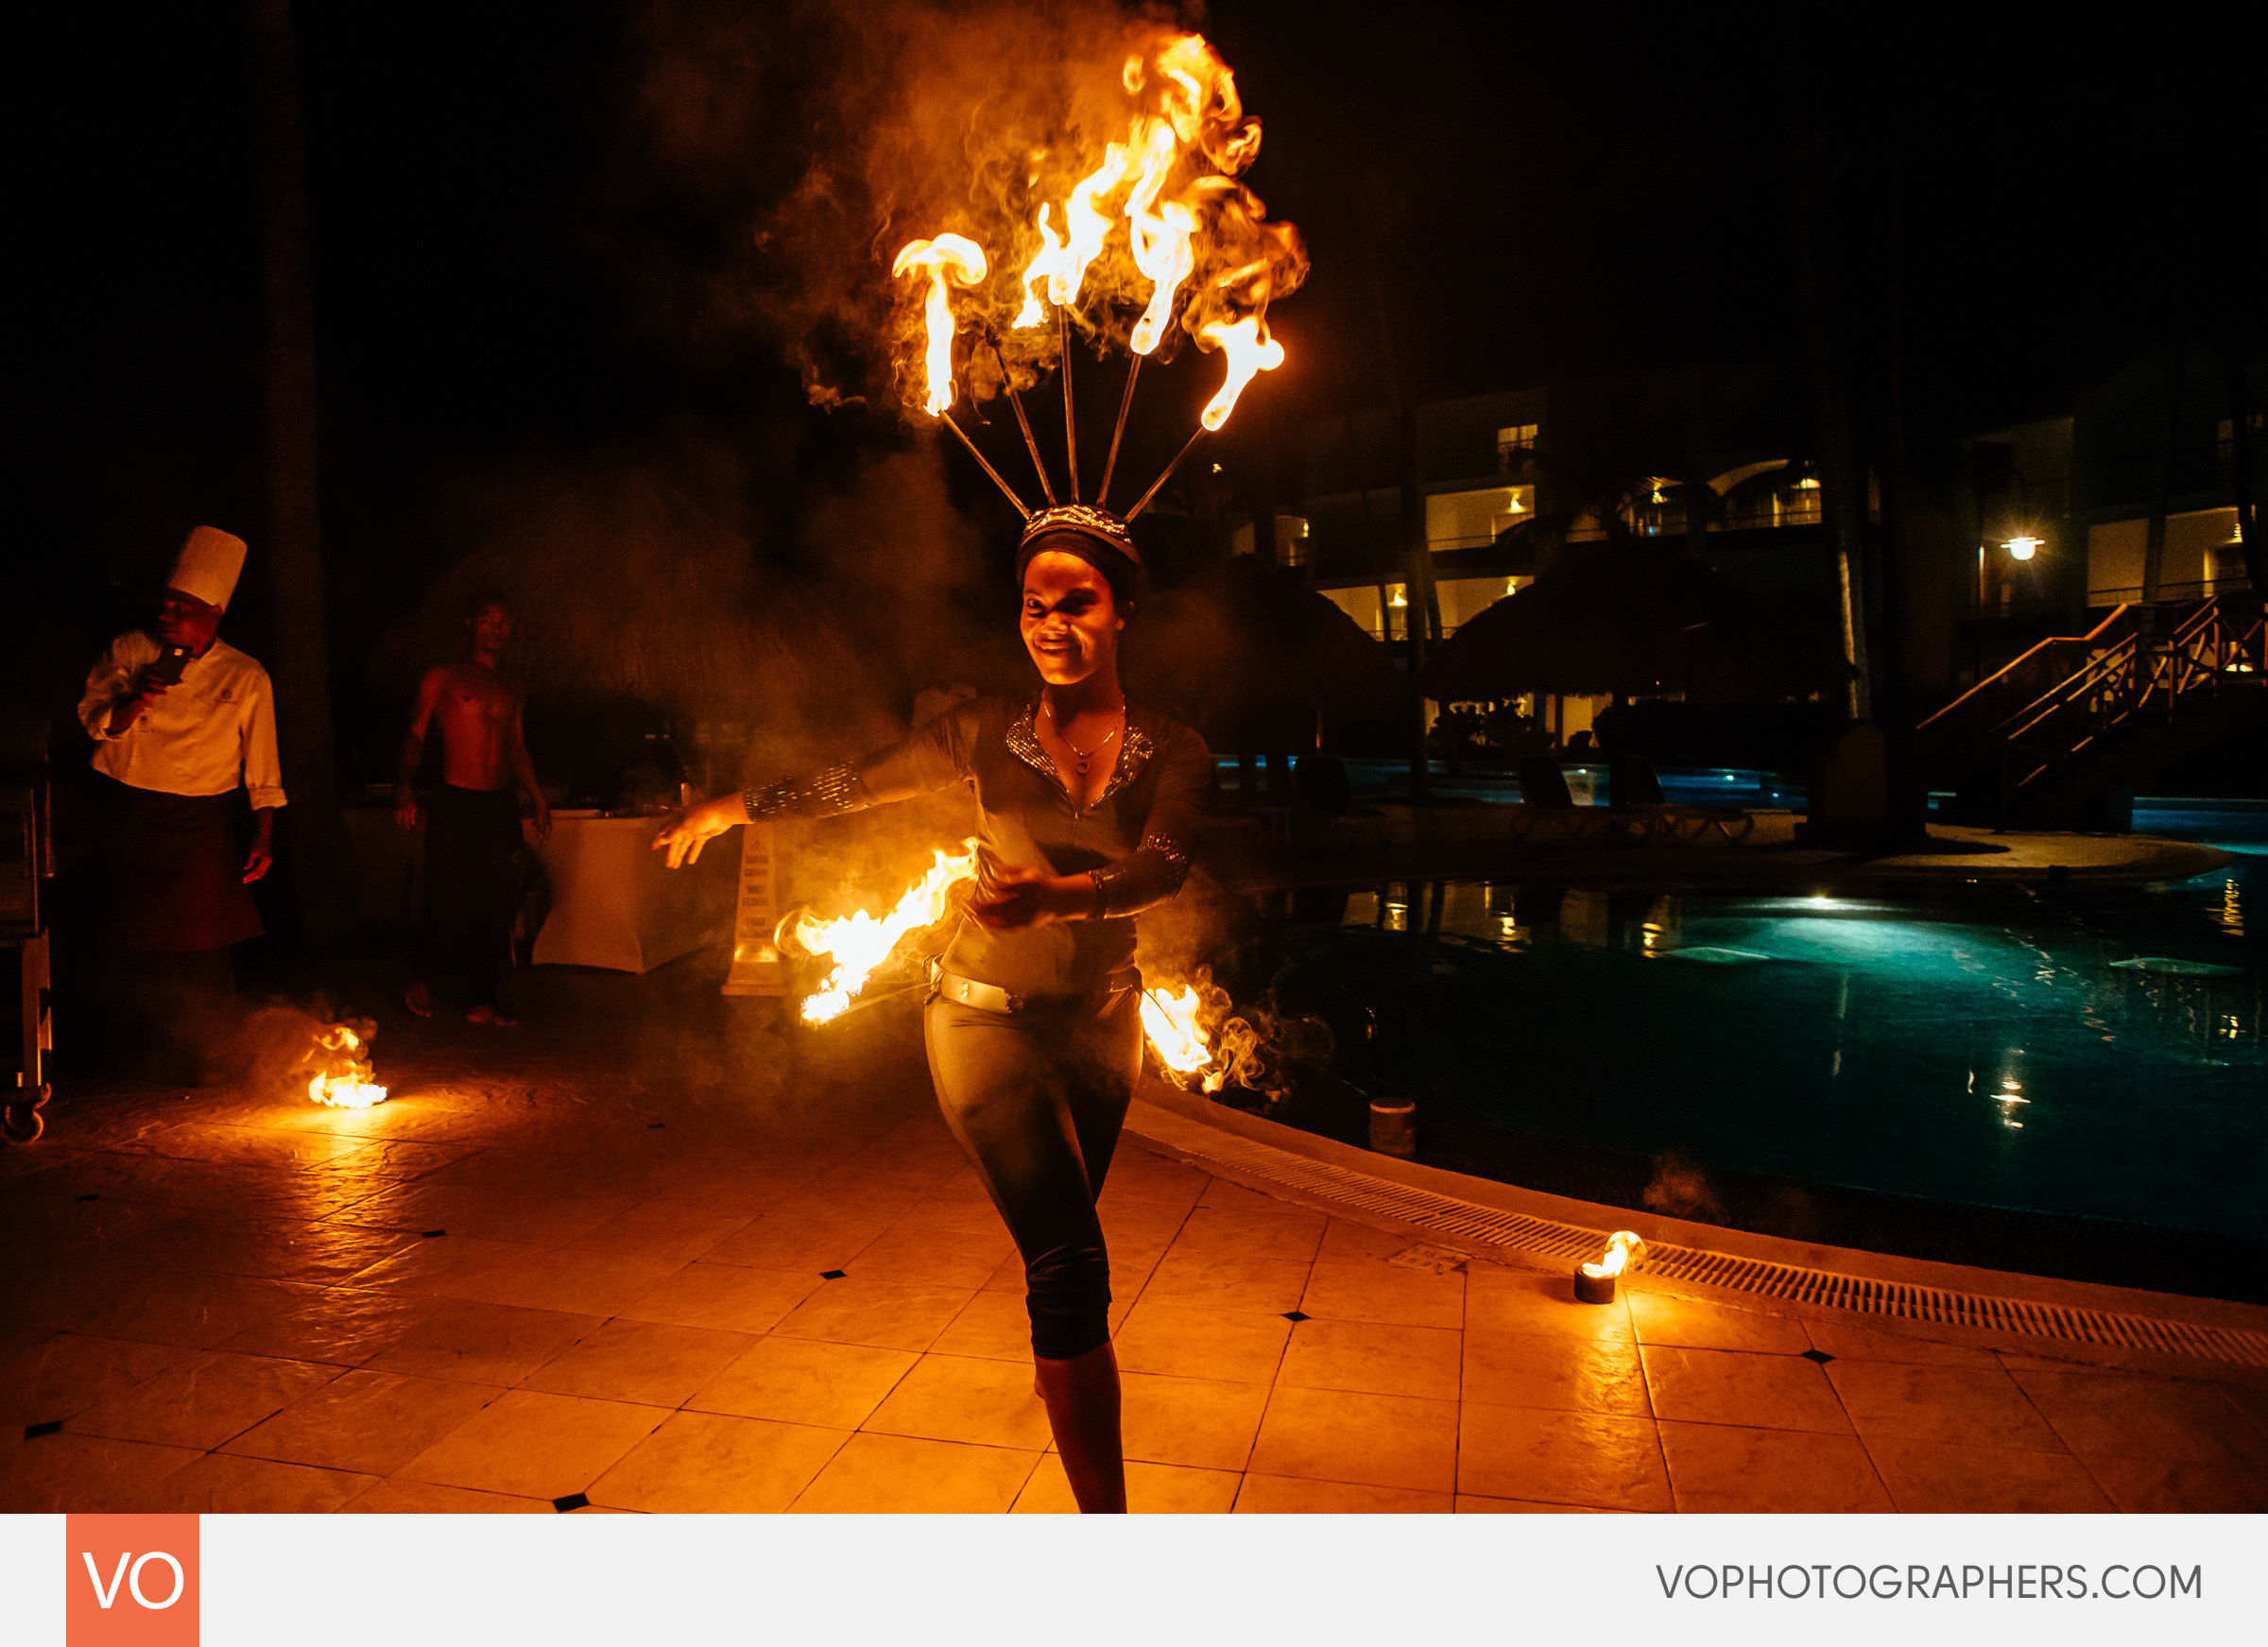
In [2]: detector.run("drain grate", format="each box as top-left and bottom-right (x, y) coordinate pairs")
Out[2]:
(1129, 1106), (2268, 1370)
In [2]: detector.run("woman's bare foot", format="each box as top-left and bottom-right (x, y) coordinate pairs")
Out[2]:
(466, 1004), (519, 1027)
(404, 981), (432, 1018)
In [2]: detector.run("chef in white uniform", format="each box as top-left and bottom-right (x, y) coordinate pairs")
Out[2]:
(77, 526), (286, 956)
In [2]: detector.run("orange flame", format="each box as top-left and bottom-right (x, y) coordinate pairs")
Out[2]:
(1052, 142), (1132, 310)
(891, 234), (988, 415)
(305, 1023), (387, 1108)
(892, 30), (1304, 429)
(1197, 316), (1283, 431)
(1580, 1230), (1644, 1281)
(794, 841), (979, 1022)
(1124, 122), (1195, 355)
(1013, 204), (1064, 329)
(1140, 985), (1212, 1073)
(1139, 966), (1283, 1097)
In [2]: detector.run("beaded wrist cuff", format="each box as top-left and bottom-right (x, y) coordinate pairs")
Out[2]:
(1088, 832), (1191, 919)
(1140, 829), (1192, 879)
(742, 763), (862, 822)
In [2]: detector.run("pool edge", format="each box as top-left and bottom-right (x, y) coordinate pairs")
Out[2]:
(1125, 1074), (2268, 1378)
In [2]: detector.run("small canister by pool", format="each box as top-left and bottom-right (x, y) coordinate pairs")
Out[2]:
(1368, 1097), (1417, 1157)
(1574, 1230), (1644, 1304)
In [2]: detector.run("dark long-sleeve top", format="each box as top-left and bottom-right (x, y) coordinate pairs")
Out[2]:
(747, 695), (1211, 999)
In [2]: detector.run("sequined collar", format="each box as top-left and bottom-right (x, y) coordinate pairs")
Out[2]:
(1006, 696), (1157, 805)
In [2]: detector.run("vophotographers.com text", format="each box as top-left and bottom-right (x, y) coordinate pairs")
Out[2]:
(1657, 1563), (2204, 1602)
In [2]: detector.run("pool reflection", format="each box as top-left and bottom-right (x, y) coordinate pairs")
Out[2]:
(1304, 872), (2262, 1238)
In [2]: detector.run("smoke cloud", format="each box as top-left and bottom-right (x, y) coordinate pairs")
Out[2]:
(1642, 1151), (1727, 1224)
(627, 0), (1304, 416)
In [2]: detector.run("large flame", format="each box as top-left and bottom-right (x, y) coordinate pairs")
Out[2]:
(891, 234), (988, 416)
(1137, 965), (1302, 1100)
(1123, 122), (1195, 355)
(794, 841), (979, 1022)
(305, 1023), (388, 1109)
(1052, 143), (1132, 311)
(894, 30), (1304, 429)
(1140, 985), (1212, 1073)
(1013, 204), (1064, 329)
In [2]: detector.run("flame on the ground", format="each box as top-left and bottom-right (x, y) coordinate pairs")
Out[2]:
(794, 840), (980, 1023)
(305, 1023), (388, 1108)
(892, 30), (1303, 428)
(1581, 1230), (1644, 1281)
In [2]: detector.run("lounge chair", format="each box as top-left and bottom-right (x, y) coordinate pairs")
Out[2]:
(1509, 757), (1642, 846)
(1609, 756), (1756, 844)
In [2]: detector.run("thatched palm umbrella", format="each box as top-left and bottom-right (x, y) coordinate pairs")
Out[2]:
(1123, 556), (1408, 748)
(1419, 536), (1852, 704)
(372, 472), (898, 781)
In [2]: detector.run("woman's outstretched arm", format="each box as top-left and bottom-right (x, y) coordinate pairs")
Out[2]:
(652, 702), (979, 867)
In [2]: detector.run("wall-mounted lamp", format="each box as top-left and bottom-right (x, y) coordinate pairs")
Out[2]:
(2002, 536), (2042, 561)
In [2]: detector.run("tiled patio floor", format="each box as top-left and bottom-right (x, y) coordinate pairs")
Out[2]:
(5, 966), (2263, 1514)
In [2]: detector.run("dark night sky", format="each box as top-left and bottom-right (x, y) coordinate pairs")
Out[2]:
(7, 0), (2258, 717)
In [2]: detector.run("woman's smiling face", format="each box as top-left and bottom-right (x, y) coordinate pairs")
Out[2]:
(1021, 549), (1124, 688)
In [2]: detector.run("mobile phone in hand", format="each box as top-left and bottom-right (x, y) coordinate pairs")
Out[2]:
(148, 645), (192, 687)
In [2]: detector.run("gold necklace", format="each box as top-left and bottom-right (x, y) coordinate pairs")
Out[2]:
(1044, 697), (1123, 776)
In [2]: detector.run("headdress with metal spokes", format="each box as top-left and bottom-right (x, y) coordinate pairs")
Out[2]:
(885, 31), (1306, 543)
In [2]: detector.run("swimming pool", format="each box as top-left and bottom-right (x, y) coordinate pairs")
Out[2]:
(1216, 801), (2264, 1296)
(1217, 757), (1797, 810)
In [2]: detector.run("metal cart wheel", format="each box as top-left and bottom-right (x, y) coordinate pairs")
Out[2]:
(3, 1100), (43, 1144)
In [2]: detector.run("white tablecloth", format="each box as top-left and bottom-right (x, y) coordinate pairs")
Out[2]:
(341, 807), (735, 974)
(530, 813), (736, 973)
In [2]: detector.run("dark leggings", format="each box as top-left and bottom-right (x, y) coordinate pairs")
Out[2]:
(421, 784), (524, 1008)
(922, 987), (1143, 1361)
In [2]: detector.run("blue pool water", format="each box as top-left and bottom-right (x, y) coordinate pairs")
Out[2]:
(1217, 757), (1797, 809)
(1258, 802), (2263, 1247)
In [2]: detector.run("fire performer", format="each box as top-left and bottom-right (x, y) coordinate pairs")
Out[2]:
(654, 506), (1208, 1513)
(76, 527), (282, 1071)
(394, 589), (550, 1024)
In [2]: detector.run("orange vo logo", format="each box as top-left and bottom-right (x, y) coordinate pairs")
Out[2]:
(67, 1517), (198, 1646)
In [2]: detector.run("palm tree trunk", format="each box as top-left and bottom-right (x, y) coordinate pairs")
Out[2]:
(2230, 352), (2260, 590)
(1357, 167), (1431, 804)
(1876, 142), (1931, 846)
(244, 0), (352, 941)
(2140, 286), (2192, 607)
(1399, 401), (1436, 799)
(1783, 17), (1871, 722)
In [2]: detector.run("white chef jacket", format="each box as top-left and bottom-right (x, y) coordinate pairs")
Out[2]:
(77, 631), (288, 810)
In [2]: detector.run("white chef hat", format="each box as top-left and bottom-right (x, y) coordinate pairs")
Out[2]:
(167, 526), (247, 610)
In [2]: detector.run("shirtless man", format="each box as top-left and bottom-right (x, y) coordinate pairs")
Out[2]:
(395, 590), (550, 1023)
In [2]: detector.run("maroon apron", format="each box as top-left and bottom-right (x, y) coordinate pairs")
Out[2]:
(96, 773), (265, 952)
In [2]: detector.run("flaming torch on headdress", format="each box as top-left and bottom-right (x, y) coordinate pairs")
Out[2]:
(886, 28), (1306, 521)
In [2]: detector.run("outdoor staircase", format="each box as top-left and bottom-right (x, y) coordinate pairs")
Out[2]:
(1919, 593), (2267, 829)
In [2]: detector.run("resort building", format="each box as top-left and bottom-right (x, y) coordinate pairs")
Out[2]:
(1251, 345), (2260, 717)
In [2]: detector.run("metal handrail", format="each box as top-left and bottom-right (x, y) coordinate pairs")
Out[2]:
(1995, 632), (2140, 746)
(1918, 604), (2134, 744)
(1920, 595), (2262, 823)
